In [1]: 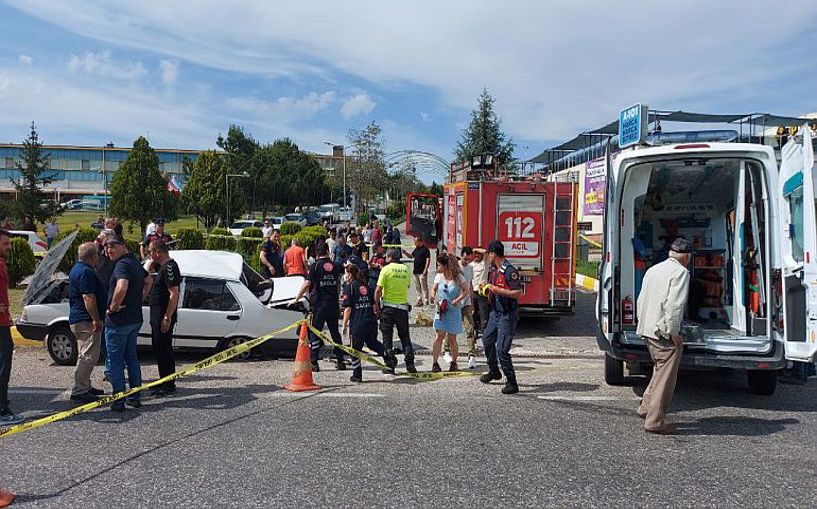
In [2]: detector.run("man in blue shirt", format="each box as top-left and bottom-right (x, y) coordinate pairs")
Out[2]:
(333, 234), (352, 265)
(68, 242), (107, 403)
(103, 234), (151, 412)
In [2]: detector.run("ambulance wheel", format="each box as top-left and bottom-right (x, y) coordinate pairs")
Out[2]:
(747, 370), (777, 396)
(604, 353), (625, 386)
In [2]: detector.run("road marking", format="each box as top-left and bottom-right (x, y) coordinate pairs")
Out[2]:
(266, 392), (384, 398)
(536, 395), (639, 401)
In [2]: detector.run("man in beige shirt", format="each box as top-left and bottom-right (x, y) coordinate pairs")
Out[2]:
(636, 237), (691, 435)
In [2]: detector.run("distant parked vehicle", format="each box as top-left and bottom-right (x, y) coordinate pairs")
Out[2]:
(8, 230), (47, 258)
(228, 220), (264, 237)
(318, 203), (340, 222)
(283, 213), (307, 227)
(60, 199), (83, 210)
(303, 211), (322, 226)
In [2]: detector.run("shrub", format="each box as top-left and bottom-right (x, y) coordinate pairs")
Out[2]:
(125, 239), (141, 256)
(174, 228), (205, 250)
(205, 230), (236, 252)
(8, 238), (35, 286)
(235, 237), (264, 260)
(357, 212), (369, 226)
(53, 228), (100, 273)
(280, 221), (302, 235)
(241, 227), (263, 239)
(576, 259), (600, 279)
(210, 227), (229, 236)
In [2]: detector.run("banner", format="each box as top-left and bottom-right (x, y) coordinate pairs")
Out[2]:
(584, 158), (606, 216)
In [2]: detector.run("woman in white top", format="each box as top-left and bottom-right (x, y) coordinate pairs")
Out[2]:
(430, 254), (468, 372)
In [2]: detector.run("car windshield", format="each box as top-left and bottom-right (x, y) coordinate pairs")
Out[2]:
(230, 221), (252, 228)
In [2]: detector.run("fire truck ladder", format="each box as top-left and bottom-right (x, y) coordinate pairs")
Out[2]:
(550, 184), (576, 305)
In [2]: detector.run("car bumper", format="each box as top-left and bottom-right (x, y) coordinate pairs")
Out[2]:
(15, 321), (48, 341)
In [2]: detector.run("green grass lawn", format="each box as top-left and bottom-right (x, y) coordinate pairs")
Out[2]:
(9, 287), (23, 320)
(36, 211), (204, 241)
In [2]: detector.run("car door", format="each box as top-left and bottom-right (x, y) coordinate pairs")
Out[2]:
(596, 144), (616, 341)
(174, 277), (242, 349)
(778, 125), (817, 362)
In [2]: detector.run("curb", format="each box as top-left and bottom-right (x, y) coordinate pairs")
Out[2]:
(575, 274), (599, 293)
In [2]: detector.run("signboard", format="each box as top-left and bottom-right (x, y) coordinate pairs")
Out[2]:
(455, 194), (464, 249)
(577, 221), (593, 231)
(619, 103), (648, 149)
(498, 211), (543, 258)
(447, 194), (457, 250)
(584, 157), (606, 216)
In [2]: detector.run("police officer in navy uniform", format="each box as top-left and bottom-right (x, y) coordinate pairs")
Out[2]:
(479, 240), (523, 394)
(341, 263), (386, 382)
(292, 242), (346, 371)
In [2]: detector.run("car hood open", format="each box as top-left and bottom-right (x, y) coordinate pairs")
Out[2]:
(22, 230), (79, 306)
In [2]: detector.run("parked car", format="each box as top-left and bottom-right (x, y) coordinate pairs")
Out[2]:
(8, 230), (48, 258)
(15, 248), (308, 365)
(303, 210), (322, 226)
(283, 213), (307, 227)
(228, 220), (264, 236)
(60, 199), (83, 210)
(318, 203), (340, 222)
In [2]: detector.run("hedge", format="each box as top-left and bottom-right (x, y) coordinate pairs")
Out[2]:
(205, 232), (236, 252)
(241, 227), (263, 239)
(576, 259), (600, 279)
(8, 238), (35, 286)
(175, 228), (205, 250)
(280, 222), (302, 235)
(53, 228), (100, 273)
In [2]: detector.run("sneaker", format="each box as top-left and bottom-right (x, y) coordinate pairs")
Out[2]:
(405, 363), (418, 374)
(125, 398), (142, 409)
(349, 374), (363, 383)
(70, 392), (99, 404)
(443, 352), (452, 364)
(479, 371), (502, 384)
(88, 387), (105, 396)
(431, 362), (442, 373)
(336, 360), (347, 371)
(468, 356), (477, 369)
(311, 361), (320, 372)
(448, 362), (459, 372)
(0, 412), (24, 426)
(501, 381), (519, 395)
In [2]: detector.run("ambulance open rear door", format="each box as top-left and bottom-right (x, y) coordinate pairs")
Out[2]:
(406, 192), (441, 249)
(778, 125), (817, 362)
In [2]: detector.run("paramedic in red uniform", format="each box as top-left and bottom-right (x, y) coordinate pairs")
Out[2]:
(479, 240), (523, 395)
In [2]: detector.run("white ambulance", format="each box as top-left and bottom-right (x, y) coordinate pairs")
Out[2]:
(596, 126), (817, 395)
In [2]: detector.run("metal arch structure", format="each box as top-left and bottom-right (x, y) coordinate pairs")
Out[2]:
(383, 150), (450, 180)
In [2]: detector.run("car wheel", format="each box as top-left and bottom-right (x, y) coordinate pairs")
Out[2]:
(48, 325), (78, 366)
(747, 370), (777, 395)
(604, 353), (625, 386)
(219, 337), (254, 361)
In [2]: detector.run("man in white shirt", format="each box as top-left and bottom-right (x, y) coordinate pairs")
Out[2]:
(459, 247), (476, 368)
(44, 219), (59, 249)
(261, 219), (274, 238)
(470, 247), (489, 334)
(635, 237), (691, 435)
(325, 228), (337, 255)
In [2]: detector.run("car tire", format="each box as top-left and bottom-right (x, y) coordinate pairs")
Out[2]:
(747, 370), (777, 396)
(48, 325), (78, 366)
(219, 337), (254, 361)
(604, 353), (626, 386)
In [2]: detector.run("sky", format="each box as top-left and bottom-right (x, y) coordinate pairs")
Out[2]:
(1, 1), (817, 182)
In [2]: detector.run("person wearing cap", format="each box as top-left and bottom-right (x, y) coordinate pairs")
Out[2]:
(479, 240), (523, 395)
(375, 248), (417, 374)
(635, 237), (692, 435)
(141, 218), (172, 260)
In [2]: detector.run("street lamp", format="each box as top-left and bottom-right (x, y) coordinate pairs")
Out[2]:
(323, 141), (347, 209)
(225, 172), (250, 227)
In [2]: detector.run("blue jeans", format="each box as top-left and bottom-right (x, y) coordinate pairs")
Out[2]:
(105, 322), (143, 402)
(482, 311), (518, 384)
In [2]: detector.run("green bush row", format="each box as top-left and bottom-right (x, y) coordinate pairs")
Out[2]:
(8, 238), (36, 286)
(280, 221), (302, 235)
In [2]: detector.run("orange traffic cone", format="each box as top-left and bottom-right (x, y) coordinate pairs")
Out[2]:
(284, 323), (321, 392)
(0, 489), (15, 508)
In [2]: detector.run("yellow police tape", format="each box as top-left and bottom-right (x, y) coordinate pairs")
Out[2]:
(306, 324), (478, 381)
(0, 320), (305, 439)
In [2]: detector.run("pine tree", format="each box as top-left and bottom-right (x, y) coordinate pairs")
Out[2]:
(12, 122), (62, 223)
(455, 88), (516, 171)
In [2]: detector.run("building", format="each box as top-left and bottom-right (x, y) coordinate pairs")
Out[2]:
(0, 143), (201, 201)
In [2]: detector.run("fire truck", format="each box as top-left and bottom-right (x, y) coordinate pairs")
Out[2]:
(407, 156), (579, 317)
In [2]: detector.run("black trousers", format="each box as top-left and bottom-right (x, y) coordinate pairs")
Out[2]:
(309, 304), (344, 363)
(0, 326), (12, 414)
(350, 326), (385, 378)
(379, 306), (414, 367)
(473, 293), (491, 332)
(150, 319), (176, 389)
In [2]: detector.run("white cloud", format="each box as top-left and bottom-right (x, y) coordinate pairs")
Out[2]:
(341, 93), (376, 119)
(420, 112), (429, 123)
(67, 50), (146, 80)
(159, 59), (179, 85)
(18, 54), (32, 65)
(227, 91), (336, 119)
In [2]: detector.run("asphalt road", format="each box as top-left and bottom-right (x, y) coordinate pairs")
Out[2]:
(2, 293), (816, 508)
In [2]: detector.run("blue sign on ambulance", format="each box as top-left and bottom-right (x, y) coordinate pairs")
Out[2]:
(619, 103), (648, 148)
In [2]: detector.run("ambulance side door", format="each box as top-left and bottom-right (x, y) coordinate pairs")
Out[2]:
(596, 146), (616, 342)
(777, 125), (817, 361)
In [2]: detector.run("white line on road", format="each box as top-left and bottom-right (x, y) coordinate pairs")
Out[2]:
(536, 395), (639, 401)
(266, 392), (384, 398)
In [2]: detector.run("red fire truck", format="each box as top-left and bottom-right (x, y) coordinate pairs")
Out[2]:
(407, 157), (578, 317)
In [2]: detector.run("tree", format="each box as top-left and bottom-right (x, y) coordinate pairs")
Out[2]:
(108, 136), (177, 234)
(455, 88), (516, 171)
(255, 139), (328, 213)
(428, 181), (444, 196)
(347, 121), (388, 210)
(217, 125), (260, 213)
(12, 122), (62, 223)
(181, 151), (244, 229)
